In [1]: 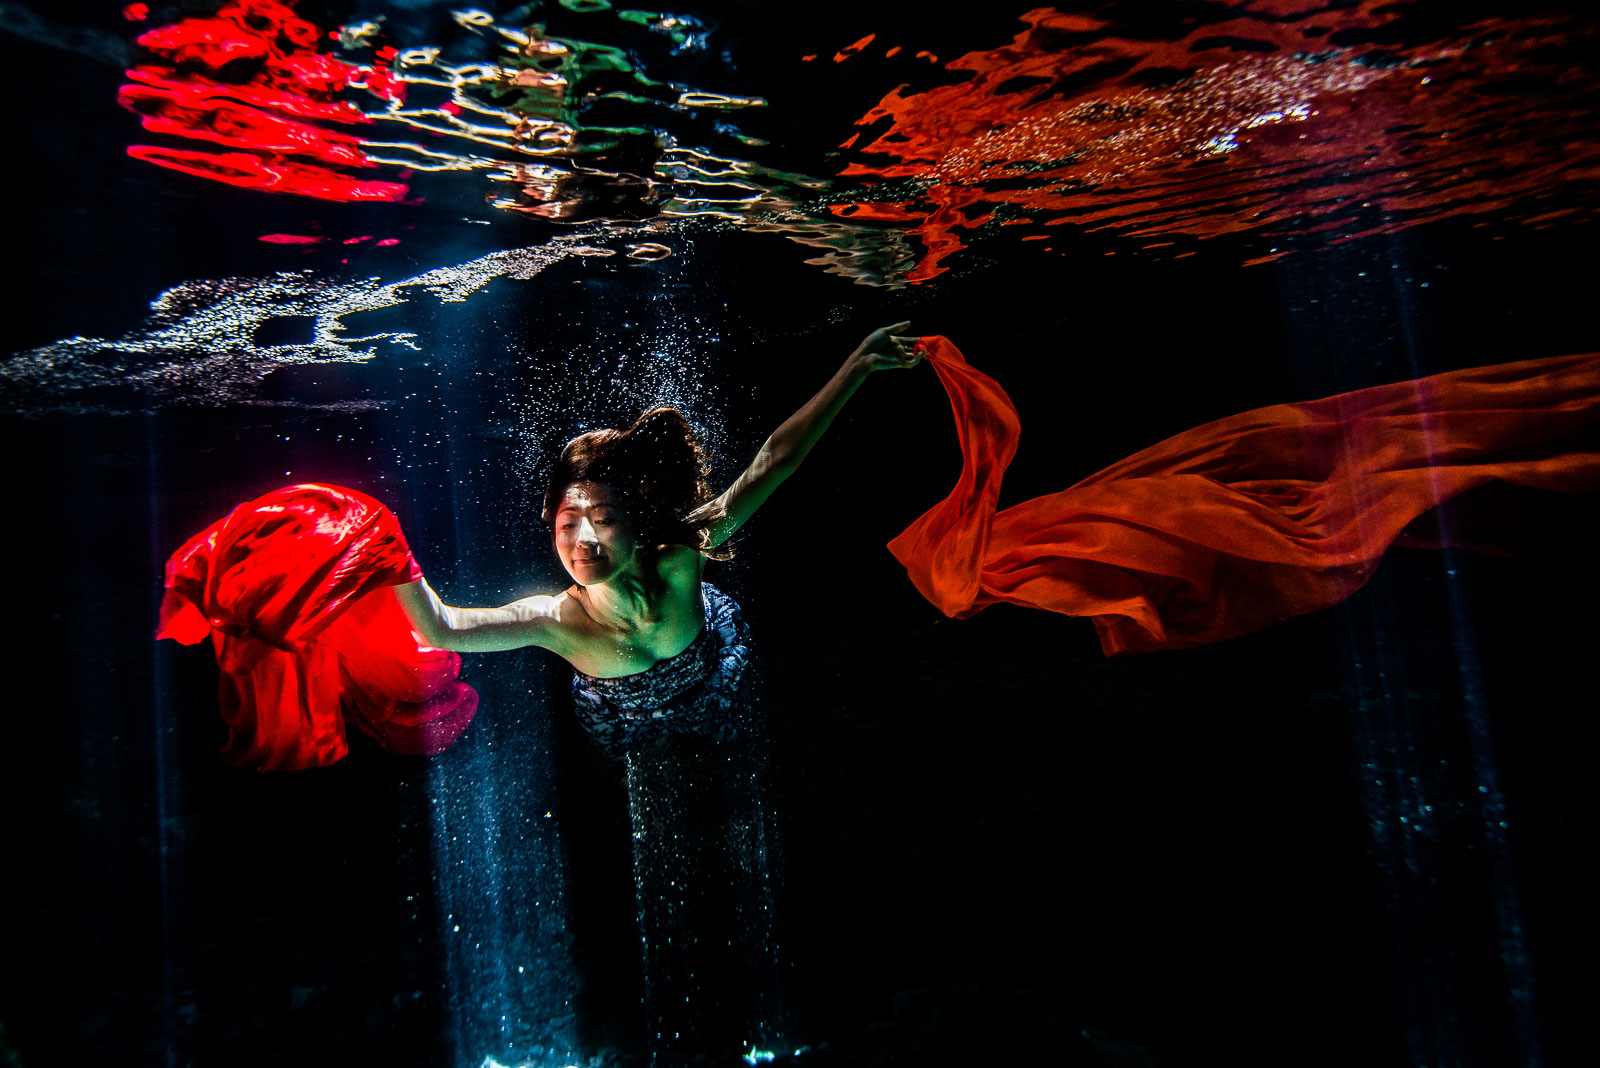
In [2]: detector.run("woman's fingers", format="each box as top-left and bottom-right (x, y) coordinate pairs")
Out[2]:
(881, 336), (921, 368)
(858, 322), (921, 369)
(892, 331), (924, 367)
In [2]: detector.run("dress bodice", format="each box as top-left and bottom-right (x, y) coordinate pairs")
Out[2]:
(570, 583), (751, 760)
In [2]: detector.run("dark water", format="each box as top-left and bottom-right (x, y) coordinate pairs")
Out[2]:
(4, 1), (1596, 1065)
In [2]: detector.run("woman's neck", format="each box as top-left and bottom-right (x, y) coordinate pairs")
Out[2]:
(576, 564), (657, 633)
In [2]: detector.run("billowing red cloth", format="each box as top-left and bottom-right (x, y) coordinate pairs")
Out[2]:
(891, 338), (1600, 654)
(157, 483), (477, 770)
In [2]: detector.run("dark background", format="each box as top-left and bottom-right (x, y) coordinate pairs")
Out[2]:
(3, 2), (1593, 1066)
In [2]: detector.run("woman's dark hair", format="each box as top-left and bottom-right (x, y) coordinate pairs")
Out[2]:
(541, 406), (731, 558)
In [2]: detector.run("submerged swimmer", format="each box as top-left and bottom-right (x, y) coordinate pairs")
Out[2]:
(393, 322), (921, 755)
(158, 330), (1600, 764)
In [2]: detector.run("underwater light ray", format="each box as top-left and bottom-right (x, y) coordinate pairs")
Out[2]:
(1436, 543), (1547, 1067)
(1388, 257), (1548, 1067)
(1342, 592), (1447, 1064)
(145, 414), (183, 1068)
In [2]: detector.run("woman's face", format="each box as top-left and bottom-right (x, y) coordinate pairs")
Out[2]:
(553, 481), (639, 586)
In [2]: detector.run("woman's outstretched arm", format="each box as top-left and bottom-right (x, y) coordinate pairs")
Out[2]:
(698, 322), (921, 547)
(393, 577), (567, 653)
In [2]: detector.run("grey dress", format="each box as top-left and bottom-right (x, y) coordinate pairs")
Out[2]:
(570, 583), (787, 1060)
(569, 582), (751, 761)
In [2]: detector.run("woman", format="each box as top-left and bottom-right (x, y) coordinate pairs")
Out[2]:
(390, 322), (923, 1060)
(392, 322), (922, 757)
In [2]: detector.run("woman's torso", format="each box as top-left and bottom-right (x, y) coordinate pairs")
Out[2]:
(569, 581), (751, 761)
(553, 543), (708, 678)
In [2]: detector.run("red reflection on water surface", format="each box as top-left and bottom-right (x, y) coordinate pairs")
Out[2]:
(120, 0), (407, 202)
(839, 2), (1600, 279)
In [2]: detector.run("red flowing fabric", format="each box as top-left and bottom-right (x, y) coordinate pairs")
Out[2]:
(891, 337), (1600, 654)
(157, 483), (477, 770)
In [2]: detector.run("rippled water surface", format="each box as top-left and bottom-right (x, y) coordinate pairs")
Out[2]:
(12, 0), (1600, 408)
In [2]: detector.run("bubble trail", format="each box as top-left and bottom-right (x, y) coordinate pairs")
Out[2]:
(2, 232), (631, 415)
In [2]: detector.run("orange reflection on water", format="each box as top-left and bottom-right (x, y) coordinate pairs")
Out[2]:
(837, 2), (1600, 279)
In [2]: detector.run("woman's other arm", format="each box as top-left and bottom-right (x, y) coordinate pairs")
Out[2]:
(393, 578), (566, 653)
(699, 322), (921, 547)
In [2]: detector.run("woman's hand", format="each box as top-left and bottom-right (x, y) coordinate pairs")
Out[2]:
(848, 321), (923, 375)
